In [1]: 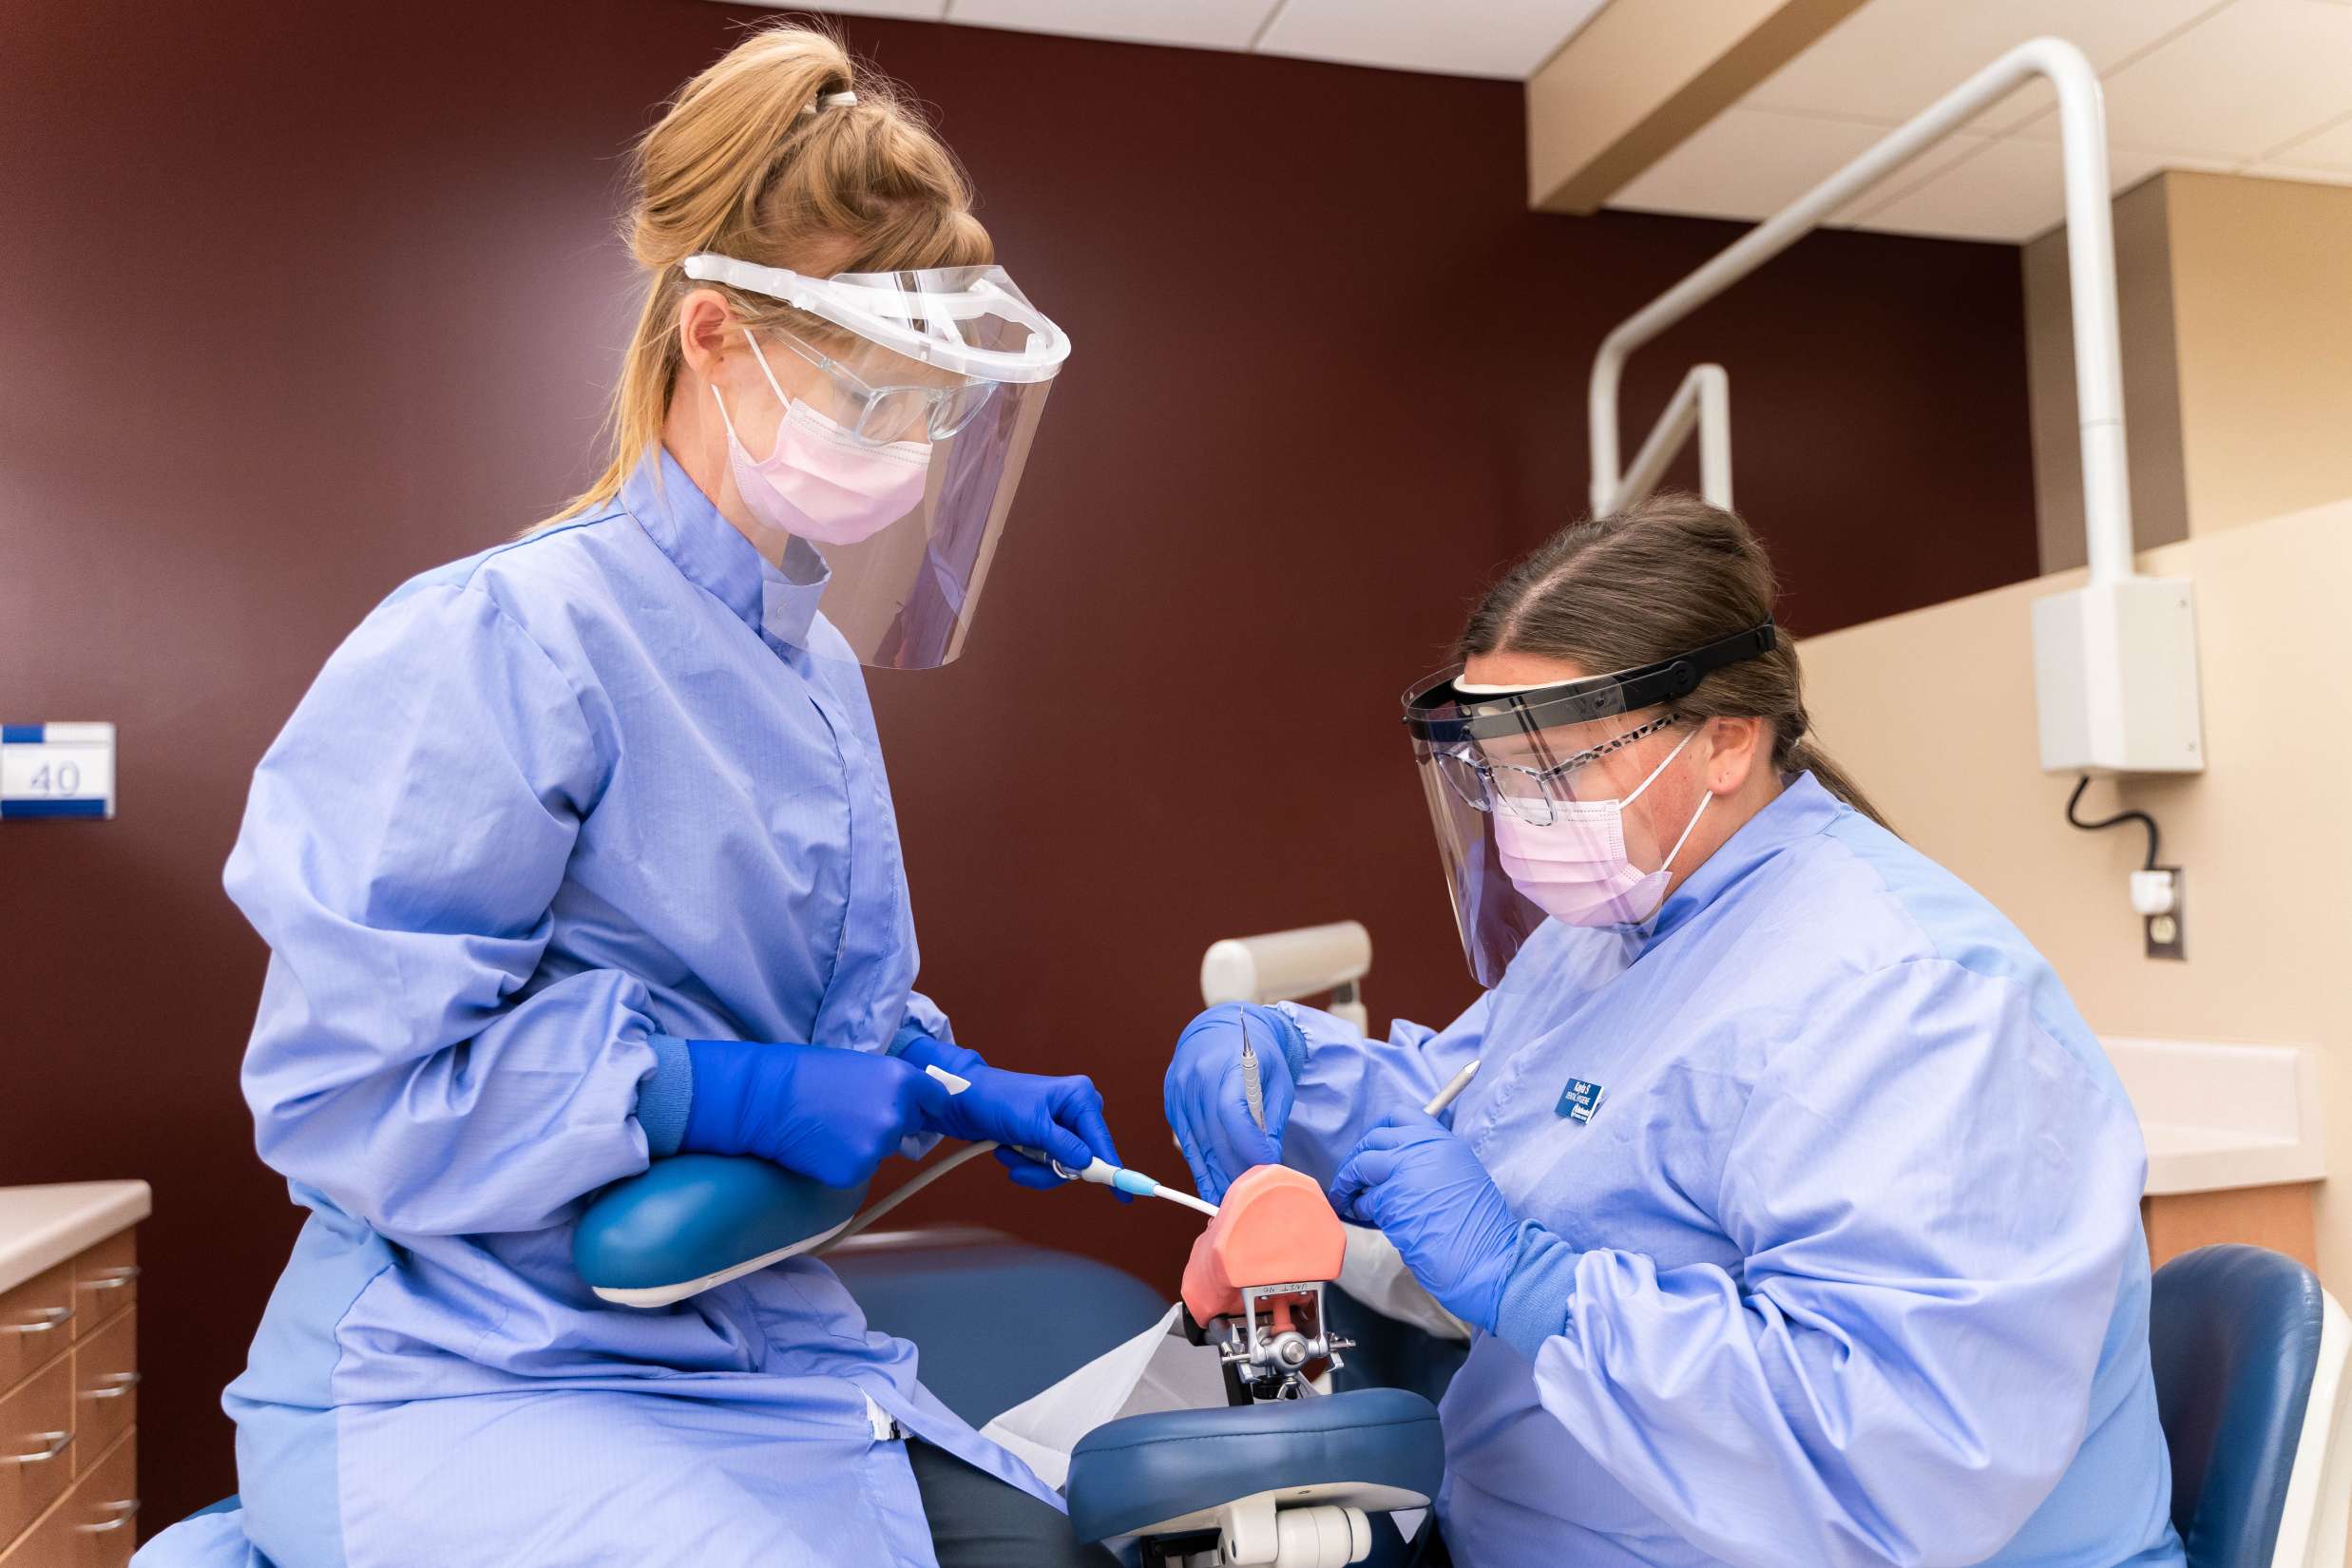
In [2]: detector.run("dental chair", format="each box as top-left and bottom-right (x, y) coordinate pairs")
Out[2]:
(2148, 1245), (2352, 1568)
(573, 1156), (1445, 1567)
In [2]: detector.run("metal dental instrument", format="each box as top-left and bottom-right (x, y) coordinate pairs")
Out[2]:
(1238, 1014), (1267, 1134)
(1424, 1059), (1482, 1118)
(922, 1064), (1219, 1217)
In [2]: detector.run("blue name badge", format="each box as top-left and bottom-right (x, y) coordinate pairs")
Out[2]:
(1557, 1079), (1606, 1124)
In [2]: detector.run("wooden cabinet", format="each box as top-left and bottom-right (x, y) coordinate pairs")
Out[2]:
(1, 1223), (138, 1563)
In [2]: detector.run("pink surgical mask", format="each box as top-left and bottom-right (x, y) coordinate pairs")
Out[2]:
(710, 334), (931, 546)
(1491, 725), (1711, 928)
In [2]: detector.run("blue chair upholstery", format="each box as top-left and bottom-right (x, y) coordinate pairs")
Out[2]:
(2149, 1244), (2324, 1568)
(829, 1237), (1169, 1426)
(1064, 1386), (1444, 1544)
(573, 1155), (869, 1296)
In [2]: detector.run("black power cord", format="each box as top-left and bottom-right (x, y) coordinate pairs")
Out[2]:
(2064, 775), (2161, 870)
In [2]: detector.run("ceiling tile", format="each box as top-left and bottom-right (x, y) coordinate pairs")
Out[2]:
(775, 0), (948, 15)
(944, 0), (1277, 51)
(2247, 163), (2352, 186)
(2263, 110), (2352, 169)
(1255, 0), (1606, 80)
(1854, 136), (2167, 240)
(1745, 0), (2222, 133)
(1607, 107), (1906, 224)
(2036, 0), (2352, 160)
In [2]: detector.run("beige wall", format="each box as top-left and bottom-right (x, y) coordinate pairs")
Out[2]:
(2027, 172), (2352, 571)
(1799, 498), (2352, 1288)
(2024, 177), (2188, 573)
(2167, 173), (2352, 536)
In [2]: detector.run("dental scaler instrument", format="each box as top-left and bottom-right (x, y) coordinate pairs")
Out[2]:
(922, 1064), (1218, 1217)
(1239, 1013), (1267, 1133)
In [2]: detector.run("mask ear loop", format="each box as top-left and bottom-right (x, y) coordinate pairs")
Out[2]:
(1620, 718), (1701, 808)
(1644, 721), (1718, 905)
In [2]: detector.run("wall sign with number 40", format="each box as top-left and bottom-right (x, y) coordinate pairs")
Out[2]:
(1, 723), (116, 820)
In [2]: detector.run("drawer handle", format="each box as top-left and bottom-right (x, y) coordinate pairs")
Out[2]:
(7, 1430), (72, 1465)
(77, 1499), (141, 1534)
(82, 1371), (142, 1400)
(2, 1306), (73, 1335)
(79, 1267), (142, 1292)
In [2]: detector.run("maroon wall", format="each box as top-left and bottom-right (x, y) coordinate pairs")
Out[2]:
(1, 0), (2037, 1528)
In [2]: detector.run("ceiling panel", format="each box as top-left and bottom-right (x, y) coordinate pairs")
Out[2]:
(942, 0), (1278, 51)
(1612, 0), (2352, 240)
(738, 0), (949, 14)
(1608, 107), (1897, 224)
(1855, 137), (2167, 239)
(1256, 0), (1606, 80)
(2263, 111), (2352, 169)
(1744, 0), (2223, 133)
(2048, 0), (2352, 159)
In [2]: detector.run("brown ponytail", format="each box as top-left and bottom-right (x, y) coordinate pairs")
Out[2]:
(1457, 492), (1892, 831)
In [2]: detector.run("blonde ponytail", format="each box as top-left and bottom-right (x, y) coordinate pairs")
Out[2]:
(541, 22), (991, 526)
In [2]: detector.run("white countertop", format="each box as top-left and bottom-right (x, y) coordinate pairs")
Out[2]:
(0, 1181), (151, 1295)
(2108, 1038), (2326, 1197)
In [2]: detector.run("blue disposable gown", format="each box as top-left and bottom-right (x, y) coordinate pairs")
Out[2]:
(145, 451), (1056, 1568)
(1282, 776), (2186, 1568)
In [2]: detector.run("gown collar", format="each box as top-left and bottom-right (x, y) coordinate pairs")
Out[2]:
(1642, 771), (1845, 947)
(620, 448), (829, 652)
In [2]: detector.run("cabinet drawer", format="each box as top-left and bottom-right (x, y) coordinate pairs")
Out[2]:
(71, 1233), (138, 1341)
(0, 1265), (75, 1393)
(0, 1357), (76, 1546)
(0, 1429), (136, 1568)
(72, 1310), (135, 1475)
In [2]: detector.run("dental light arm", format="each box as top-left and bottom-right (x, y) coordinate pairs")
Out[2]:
(1587, 37), (2204, 776)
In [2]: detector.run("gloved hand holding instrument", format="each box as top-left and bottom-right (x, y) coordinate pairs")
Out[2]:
(617, 1035), (1207, 1300)
(1163, 1003), (1300, 1205)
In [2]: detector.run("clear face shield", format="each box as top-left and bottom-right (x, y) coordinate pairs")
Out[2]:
(682, 253), (1071, 670)
(1401, 624), (1777, 986)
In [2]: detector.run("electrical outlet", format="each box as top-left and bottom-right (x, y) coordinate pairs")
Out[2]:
(2144, 869), (2185, 961)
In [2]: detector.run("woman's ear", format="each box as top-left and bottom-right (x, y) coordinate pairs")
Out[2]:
(1706, 716), (1769, 794)
(676, 289), (735, 378)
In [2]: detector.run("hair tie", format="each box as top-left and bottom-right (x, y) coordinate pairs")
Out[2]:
(801, 90), (856, 116)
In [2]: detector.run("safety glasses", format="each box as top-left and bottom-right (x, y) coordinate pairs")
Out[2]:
(1431, 714), (1684, 826)
(771, 331), (1003, 447)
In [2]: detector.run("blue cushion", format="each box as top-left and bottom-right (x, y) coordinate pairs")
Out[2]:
(1064, 1387), (1444, 1544)
(2149, 1244), (2323, 1568)
(831, 1241), (1168, 1426)
(573, 1156), (867, 1294)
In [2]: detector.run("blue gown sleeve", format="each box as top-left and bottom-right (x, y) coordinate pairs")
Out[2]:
(1500, 959), (2146, 1568)
(224, 583), (661, 1237)
(1278, 993), (1491, 1187)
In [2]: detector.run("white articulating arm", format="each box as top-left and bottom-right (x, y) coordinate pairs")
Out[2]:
(1588, 38), (2132, 585)
(1610, 363), (1732, 514)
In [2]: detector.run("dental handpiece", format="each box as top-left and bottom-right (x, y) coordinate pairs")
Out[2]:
(1424, 1059), (1482, 1118)
(922, 1064), (1219, 1218)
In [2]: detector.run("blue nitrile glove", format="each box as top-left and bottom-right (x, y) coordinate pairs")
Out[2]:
(679, 1039), (950, 1189)
(1328, 1111), (1531, 1337)
(897, 1035), (1125, 1195)
(1164, 1004), (1302, 1205)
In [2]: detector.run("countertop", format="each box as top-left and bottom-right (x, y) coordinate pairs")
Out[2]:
(0, 1181), (151, 1294)
(2108, 1038), (2325, 1197)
